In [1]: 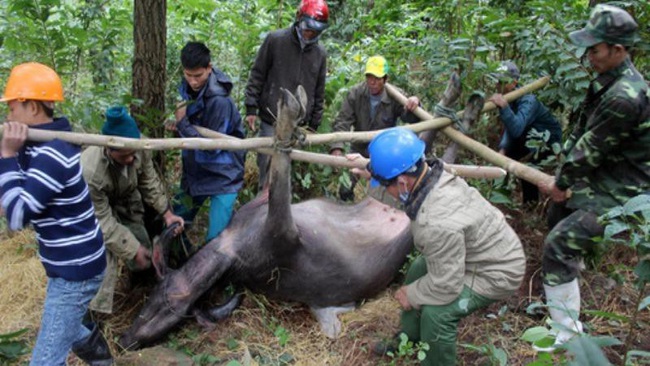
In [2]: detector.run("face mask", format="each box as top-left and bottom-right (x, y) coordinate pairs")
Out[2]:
(398, 181), (410, 204)
(296, 22), (321, 48)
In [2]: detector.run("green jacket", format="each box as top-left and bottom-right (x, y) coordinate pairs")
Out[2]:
(82, 146), (169, 313)
(556, 58), (650, 214)
(330, 82), (419, 157)
(405, 170), (525, 307)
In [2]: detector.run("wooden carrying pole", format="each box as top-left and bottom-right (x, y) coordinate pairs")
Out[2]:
(0, 124), (506, 180)
(0, 77), (551, 181)
(384, 77), (555, 187)
(0, 77), (552, 153)
(194, 126), (507, 180)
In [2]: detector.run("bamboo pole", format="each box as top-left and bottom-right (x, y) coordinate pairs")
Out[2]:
(384, 78), (555, 187)
(0, 77), (550, 182)
(0, 123), (505, 179)
(0, 77), (551, 153)
(194, 126), (507, 180)
(0, 125), (274, 151)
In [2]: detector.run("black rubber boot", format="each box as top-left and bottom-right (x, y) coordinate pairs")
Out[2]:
(372, 331), (403, 356)
(72, 324), (113, 366)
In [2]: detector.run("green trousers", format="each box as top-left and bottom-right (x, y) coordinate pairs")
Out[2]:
(123, 221), (152, 271)
(90, 219), (152, 313)
(401, 256), (495, 366)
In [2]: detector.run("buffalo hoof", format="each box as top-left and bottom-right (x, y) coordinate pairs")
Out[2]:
(310, 303), (355, 338)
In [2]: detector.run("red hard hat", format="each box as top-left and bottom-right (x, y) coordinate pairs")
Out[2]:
(297, 0), (329, 31)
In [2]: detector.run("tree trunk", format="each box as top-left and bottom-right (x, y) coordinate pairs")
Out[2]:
(133, 0), (167, 172)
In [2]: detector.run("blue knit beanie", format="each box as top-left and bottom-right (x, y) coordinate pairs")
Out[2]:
(101, 106), (140, 138)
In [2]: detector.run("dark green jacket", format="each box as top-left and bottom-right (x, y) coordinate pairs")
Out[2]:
(330, 82), (419, 157)
(556, 58), (650, 213)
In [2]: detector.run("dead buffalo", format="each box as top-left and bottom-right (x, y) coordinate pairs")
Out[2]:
(119, 86), (414, 349)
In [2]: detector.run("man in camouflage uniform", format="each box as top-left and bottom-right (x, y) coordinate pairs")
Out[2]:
(537, 4), (650, 350)
(83, 106), (184, 313)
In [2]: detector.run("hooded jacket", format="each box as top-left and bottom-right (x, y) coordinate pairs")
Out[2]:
(244, 25), (327, 130)
(177, 67), (246, 196)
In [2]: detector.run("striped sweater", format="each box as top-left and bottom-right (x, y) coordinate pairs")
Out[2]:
(0, 117), (106, 281)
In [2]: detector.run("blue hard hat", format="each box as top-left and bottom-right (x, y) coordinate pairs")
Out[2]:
(368, 128), (425, 187)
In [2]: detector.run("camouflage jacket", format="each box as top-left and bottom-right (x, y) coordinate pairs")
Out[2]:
(329, 82), (419, 157)
(556, 58), (650, 214)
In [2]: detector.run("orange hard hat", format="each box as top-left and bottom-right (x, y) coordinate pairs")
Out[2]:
(1, 62), (64, 102)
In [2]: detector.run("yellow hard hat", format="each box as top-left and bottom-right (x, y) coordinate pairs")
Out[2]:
(365, 56), (390, 78)
(1, 62), (64, 102)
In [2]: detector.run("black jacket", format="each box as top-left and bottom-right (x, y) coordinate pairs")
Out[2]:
(244, 25), (327, 130)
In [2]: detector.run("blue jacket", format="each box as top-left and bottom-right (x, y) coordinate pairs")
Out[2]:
(177, 67), (246, 196)
(0, 117), (106, 281)
(498, 93), (562, 155)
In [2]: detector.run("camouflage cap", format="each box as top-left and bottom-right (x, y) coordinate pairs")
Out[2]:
(569, 4), (638, 47)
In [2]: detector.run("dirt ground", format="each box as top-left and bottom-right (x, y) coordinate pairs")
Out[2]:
(0, 198), (648, 365)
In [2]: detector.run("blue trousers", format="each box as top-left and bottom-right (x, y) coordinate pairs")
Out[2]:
(174, 191), (237, 243)
(30, 272), (103, 366)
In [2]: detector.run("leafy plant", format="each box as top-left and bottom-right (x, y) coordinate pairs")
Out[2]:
(386, 332), (430, 365)
(520, 324), (621, 366)
(461, 342), (508, 366)
(486, 305), (514, 333)
(273, 324), (290, 348)
(598, 194), (650, 365)
(192, 352), (221, 365)
(0, 328), (30, 364)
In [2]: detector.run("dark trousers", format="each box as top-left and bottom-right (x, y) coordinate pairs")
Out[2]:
(505, 137), (544, 204)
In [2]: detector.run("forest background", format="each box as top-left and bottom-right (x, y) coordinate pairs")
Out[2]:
(0, 0), (649, 365)
(1, 0), (649, 200)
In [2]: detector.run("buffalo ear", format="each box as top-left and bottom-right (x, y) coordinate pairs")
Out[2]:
(151, 222), (182, 281)
(151, 235), (167, 281)
(295, 85), (307, 119)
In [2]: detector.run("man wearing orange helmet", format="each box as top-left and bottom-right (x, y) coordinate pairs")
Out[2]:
(0, 63), (112, 364)
(244, 0), (329, 191)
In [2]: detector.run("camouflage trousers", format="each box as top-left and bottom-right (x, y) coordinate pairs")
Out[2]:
(542, 203), (604, 286)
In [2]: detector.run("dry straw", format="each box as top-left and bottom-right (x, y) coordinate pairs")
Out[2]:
(0, 229), (44, 362)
